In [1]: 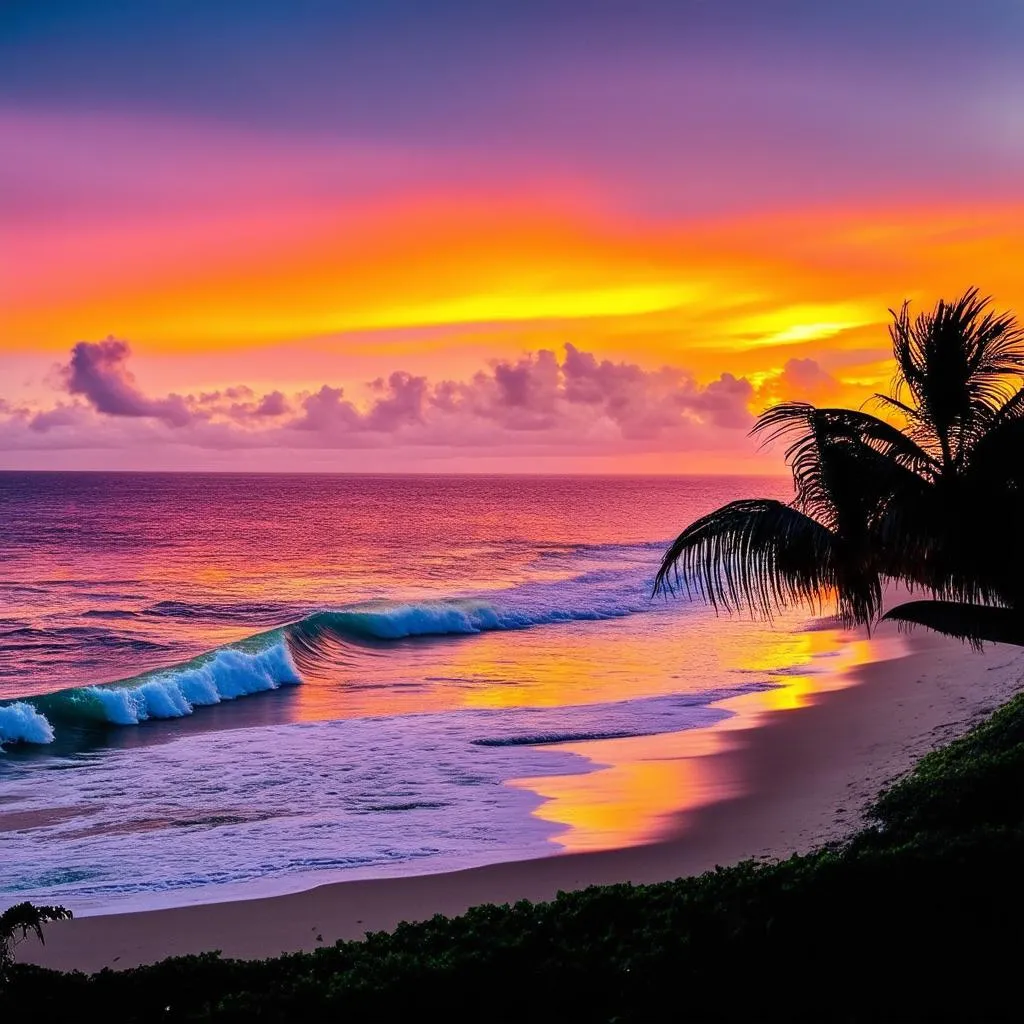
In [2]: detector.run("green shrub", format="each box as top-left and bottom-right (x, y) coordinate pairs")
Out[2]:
(868, 691), (1024, 839)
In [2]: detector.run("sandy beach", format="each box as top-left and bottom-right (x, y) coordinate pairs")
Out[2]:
(17, 624), (1024, 975)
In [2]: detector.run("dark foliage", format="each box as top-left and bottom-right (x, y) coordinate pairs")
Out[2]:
(0, 904), (71, 983)
(9, 693), (1024, 1022)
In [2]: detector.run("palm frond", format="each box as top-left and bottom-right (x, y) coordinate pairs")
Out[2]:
(986, 385), (1024, 426)
(653, 498), (882, 625)
(0, 901), (72, 979)
(755, 402), (933, 470)
(752, 402), (936, 532)
(964, 385), (1024, 483)
(882, 600), (1024, 648)
(657, 289), (1024, 647)
(869, 391), (925, 429)
(0, 903), (72, 946)
(888, 289), (1024, 469)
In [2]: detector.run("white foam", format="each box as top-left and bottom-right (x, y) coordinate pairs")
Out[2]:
(0, 691), (749, 911)
(0, 702), (55, 747)
(86, 641), (301, 726)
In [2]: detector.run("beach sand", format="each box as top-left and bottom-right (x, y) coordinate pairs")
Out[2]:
(18, 625), (1024, 974)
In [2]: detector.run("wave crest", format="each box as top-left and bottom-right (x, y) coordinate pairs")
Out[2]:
(309, 592), (642, 643)
(1, 641), (299, 746)
(0, 702), (55, 747)
(1, 568), (664, 748)
(80, 642), (301, 727)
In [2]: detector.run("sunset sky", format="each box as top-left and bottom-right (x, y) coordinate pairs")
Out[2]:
(2, 0), (1023, 472)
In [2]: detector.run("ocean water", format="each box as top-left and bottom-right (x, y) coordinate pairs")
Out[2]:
(0, 472), (880, 913)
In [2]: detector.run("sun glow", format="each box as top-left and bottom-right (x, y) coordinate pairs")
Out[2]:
(4, 165), (1024, 469)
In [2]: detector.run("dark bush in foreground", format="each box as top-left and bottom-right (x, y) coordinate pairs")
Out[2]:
(0, 903), (71, 983)
(9, 692), (1024, 1022)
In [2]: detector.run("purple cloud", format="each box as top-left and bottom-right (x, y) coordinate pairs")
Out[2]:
(65, 338), (193, 427)
(29, 406), (83, 433)
(255, 391), (289, 417)
(5, 338), (760, 459)
(291, 386), (361, 433)
(366, 372), (429, 431)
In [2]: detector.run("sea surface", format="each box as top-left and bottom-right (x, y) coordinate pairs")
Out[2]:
(0, 473), (887, 914)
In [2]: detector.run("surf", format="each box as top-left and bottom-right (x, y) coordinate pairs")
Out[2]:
(0, 637), (301, 749)
(0, 578), (667, 748)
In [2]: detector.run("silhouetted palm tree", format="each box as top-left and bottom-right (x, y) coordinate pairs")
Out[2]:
(655, 288), (1024, 645)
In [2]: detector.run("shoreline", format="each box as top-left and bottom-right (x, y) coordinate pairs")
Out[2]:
(20, 625), (1024, 974)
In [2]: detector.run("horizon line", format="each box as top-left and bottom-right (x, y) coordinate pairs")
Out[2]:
(0, 468), (790, 479)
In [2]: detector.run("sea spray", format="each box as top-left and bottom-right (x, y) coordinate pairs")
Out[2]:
(0, 701), (55, 747)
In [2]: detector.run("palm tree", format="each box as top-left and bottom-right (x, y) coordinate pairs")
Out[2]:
(0, 902), (72, 982)
(654, 288), (1024, 646)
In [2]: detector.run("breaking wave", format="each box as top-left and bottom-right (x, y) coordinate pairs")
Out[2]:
(1, 640), (300, 748)
(0, 702), (55, 746)
(1, 573), (669, 748)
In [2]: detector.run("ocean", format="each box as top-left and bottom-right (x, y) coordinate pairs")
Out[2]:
(0, 472), (881, 914)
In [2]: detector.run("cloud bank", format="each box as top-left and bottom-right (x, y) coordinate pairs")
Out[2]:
(0, 337), (842, 469)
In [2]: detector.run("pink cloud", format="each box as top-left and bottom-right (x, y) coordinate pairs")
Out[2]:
(291, 386), (361, 434)
(28, 405), (82, 433)
(2, 338), (764, 467)
(254, 391), (290, 417)
(367, 372), (430, 431)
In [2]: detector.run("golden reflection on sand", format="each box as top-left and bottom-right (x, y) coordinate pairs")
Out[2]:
(511, 626), (909, 853)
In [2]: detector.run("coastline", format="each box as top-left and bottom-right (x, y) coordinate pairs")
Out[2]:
(20, 624), (1024, 974)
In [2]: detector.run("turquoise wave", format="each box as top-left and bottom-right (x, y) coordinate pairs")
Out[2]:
(0, 587), (656, 748)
